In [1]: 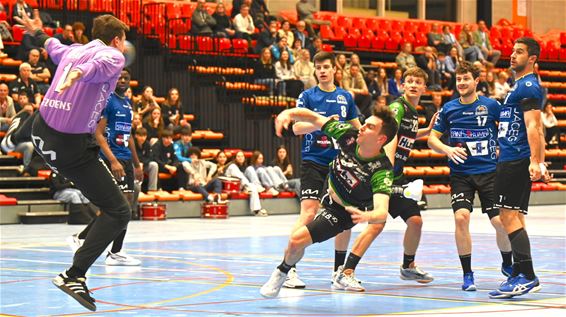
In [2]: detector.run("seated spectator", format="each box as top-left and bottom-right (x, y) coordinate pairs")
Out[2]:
(255, 20), (278, 54)
(251, 0), (271, 30)
(308, 36), (323, 59)
(474, 20), (501, 66)
(161, 88), (188, 130)
(348, 53), (366, 74)
(271, 36), (294, 64)
(494, 71), (511, 101)
(294, 20), (311, 50)
(0, 83), (15, 132)
(9, 63), (41, 110)
(131, 113), (142, 137)
(278, 20), (294, 47)
(135, 86), (159, 120)
(388, 68), (404, 99)
(27, 49), (51, 94)
(424, 93), (442, 126)
(125, 87), (133, 100)
(12, 0), (32, 25)
(142, 107), (164, 145)
(395, 42), (417, 72)
(291, 38), (303, 61)
(184, 147), (222, 202)
(375, 95), (387, 108)
(271, 145), (293, 178)
(294, 49), (316, 89)
(224, 150), (269, 216)
(335, 53), (347, 71)
(428, 23), (450, 53)
(343, 64), (372, 118)
(246, 150), (281, 196)
(173, 127), (193, 179)
(275, 50), (300, 96)
(254, 48), (276, 95)
(441, 25), (463, 56)
(72, 21), (89, 44)
(148, 129), (179, 191)
(542, 102), (560, 147)
(49, 172), (97, 224)
(212, 151), (229, 178)
(334, 68), (344, 87)
(54, 24), (75, 45)
(233, 4), (255, 42)
(416, 46), (442, 90)
(437, 52), (454, 91)
(191, 0), (216, 36)
(375, 67), (390, 102)
(296, 0), (330, 36)
(213, 2), (236, 38)
(476, 68), (489, 96)
(485, 70), (496, 98)
(133, 127), (155, 189)
(365, 69), (379, 98)
(458, 23), (483, 63)
(445, 46), (461, 74)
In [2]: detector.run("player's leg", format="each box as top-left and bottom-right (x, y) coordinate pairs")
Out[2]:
(450, 174), (475, 290)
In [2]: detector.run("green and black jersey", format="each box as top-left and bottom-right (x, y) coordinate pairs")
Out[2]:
(321, 120), (393, 210)
(389, 96), (419, 179)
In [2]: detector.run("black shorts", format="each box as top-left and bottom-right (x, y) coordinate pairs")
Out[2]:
(299, 160), (329, 201)
(450, 172), (499, 219)
(494, 158), (531, 214)
(306, 196), (356, 243)
(103, 158), (135, 192)
(389, 177), (421, 221)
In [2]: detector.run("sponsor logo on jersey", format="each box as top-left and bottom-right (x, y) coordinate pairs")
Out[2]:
(325, 99), (337, 103)
(451, 128), (489, 139)
(397, 135), (415, 151)
(500, 107), (512, 119)
(475, 105), (488, 116)
(466, 140), (489, 156)
(337, 95), (348, 105)
(462, 111), (474, 115)
(316, 135), (332, 148)
(115, 122), (132, 132)
(525, 81), (532, 87)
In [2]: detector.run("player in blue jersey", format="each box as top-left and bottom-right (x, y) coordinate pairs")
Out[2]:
(489, 37), (550, 299)
(281, 51), (361, 288)
(428, 62), (512, 291)
(67, 68), (143, 266)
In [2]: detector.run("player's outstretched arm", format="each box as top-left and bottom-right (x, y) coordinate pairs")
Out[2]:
(275, 108), (331, 137)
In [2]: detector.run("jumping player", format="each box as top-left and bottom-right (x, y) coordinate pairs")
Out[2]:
(427, 61), (512, 291)
(260, 105), (398, 298)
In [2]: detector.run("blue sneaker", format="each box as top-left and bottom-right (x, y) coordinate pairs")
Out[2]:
(489, 276), (517, 299)
(498, 274), (541, 297)
(501, 264), (513, 277)
(462, 272), (476, 291)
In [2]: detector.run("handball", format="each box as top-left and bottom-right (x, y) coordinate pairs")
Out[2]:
(124, 40), (136, 66)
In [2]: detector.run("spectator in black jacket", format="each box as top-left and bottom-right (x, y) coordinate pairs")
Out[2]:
(212, 2), (235, 38)
(255, 20), (278, 54)
(147, 129), (182, 190)
(254, 47), (276, 95)
(191, 0), (216, 36)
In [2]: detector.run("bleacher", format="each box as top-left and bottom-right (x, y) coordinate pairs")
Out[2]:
(0, 0), (564, 224)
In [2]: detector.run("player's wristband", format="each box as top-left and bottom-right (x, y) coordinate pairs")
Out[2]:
(34, 29), (50, 47)
(539, 163), (547, 175)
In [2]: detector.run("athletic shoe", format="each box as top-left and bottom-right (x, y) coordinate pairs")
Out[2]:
(0, 117), (20, 154)
(497, 274), (541, 297)
(283, 268), (305, 289)
(501, 264), (513, 277)
(66, 233), (84, 253)
(260, 269), (288, 298)
(105, 251), (141, 266)
(462, 272), (476, 291)
(253, 209), (268, 217)
(268, 188), (279, 196)
(332, 269), (365, 292)
(52, 272), (96, 311)
(400, 265), (434, 283)
(331, 265), (362, 284)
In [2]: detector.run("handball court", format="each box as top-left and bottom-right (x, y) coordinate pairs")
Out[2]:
(1, 205), (564, 317)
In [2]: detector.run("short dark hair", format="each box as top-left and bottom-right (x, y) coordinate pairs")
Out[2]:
(515, 37), (541, 60)
(92, 14), (129, 45)
(455, 61), (480, 79)
(313, 51), (335, 67)
(180, 127), (192, 136)
(372, 105), (398, 145)
(122, 67), (131, 75)
(160, 128), (173, 138)
(188, 147), (201, 158)
(403, 67), (428, 83)
(135, 127), (147, 136)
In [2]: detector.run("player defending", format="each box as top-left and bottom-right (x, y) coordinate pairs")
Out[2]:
(489, 37), (550, 299)
(283, 51), (361, 288)
(427, 61), (512, 291)
(15, 11), (131, 311)
(260, 105), (398, 298)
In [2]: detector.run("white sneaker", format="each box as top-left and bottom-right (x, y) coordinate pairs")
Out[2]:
(260, 268), (288, 298)
(283, 268), (306, 288)
(66, 234), (84, 253)
(253, 209), (269, 217)
(400, 265), (434, 283)
(268, 188), (279, 196)
(332, 269), (365, 292)
(105, 251), (141, 266)
(331, 265), (363, 284)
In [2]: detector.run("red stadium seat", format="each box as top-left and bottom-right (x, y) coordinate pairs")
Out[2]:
(320, 24), (334, 40)
(358, 35), (371, 49)
(232, 38), (248, 53)
(344, 34), (357, 48)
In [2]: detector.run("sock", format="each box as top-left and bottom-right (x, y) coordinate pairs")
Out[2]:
(459, 254), (472, 274)
(511, 252), (521, 277)
(77, 221), (94, 240)
(509, 228), (536, 280)
(334, 250), (347, 271)
(111, 230), (127, 254)
(501, 251), (513, 267)
(402, 253), (415, 269)
(343, 253), (361, 271)
(66, 266), (86, 278)
(277, 260), (292, 274)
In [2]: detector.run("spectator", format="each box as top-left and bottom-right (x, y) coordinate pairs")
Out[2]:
(0, 104), (34, 167)
(246, 150), (282, 196)
(445, 46), (461, 74)
(173, 127), (193, 165)
(428, 23), (448, 53)
(294, 20), (311, 50)
(0, 83), (15, 131)
(335, 53), (347, 71)
(308, 36), (323, 58)
(54, 24), (75, 45)
(474, 20), (501, 66)
(161, 88), (187, 130)
(275, 50), (299, 96)
(133, 127), (154, 187)
(148, 129), (178, 191)
(212, 2), (236, 38)
(254, 47), (276, 95)
(347, 53), (365, 74)
(416, 46), (442, 90)
(294, 49), (316, 89)
(278, 20), (294, 47)
(494, 71), (511, 101)
(458, 23), (482, 63)
(224, 150), (269, 216)
(375, 67), (390, 101)
(72, 22), (89, 44)
(49, 172), (97, 224)
(131, 112), (142, 135)
(375, 95), (387, 108)
(212, 151), (229, 178)
(9, 62), (41, 110)
(142, 107), (164, 145)
(27, 48), (51, 94)
(424, 93), (442, 126)
(485, 70), (496, 98)
(334, 68), (344, 87)
(125, 87), (133, 100)
(135, 86), (159, 120)
(12, 0), (32, 24)
(251, 0), (271, 30)
(542, 102), (560, 147)
(476, 69), (489, 96)
(343, 64), (371, 118)
(271, 36), (294, 64)
(291, 38), (303, 61)
(395, 42), (417, 72)
(233, 4), (255, 41)
(437, 52), (454, 91)
(231, 0), (244, 18)
(388, 68), (404, 99)
(256, 20), (278, 54)
(271, 145), (293, 178)
(191, 0), (216, 36)
(184, 147), (222, 202)
(442, 24), (463, 57)
(296, 0), (330, 36)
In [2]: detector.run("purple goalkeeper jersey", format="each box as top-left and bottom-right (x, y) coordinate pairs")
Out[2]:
(39, 38), (125, 134)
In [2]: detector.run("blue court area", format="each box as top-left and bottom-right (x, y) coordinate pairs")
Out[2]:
(1, 206), (565, 316)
